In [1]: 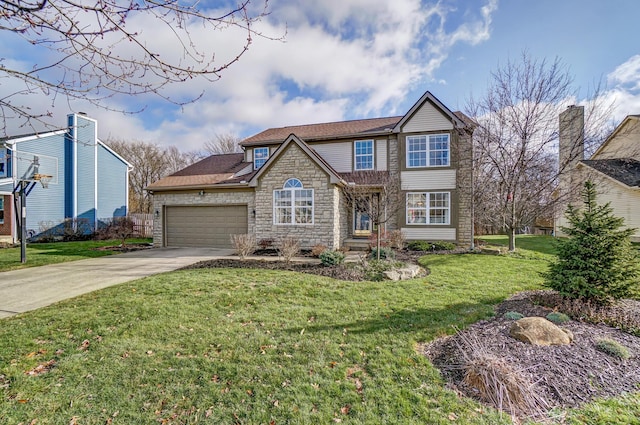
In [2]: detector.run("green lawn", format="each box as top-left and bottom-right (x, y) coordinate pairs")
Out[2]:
(0, 237), (637, 424)
(0, 239), (152, 272)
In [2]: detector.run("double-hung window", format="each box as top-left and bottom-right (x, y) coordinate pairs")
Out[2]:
(274, 178), (314, 225)
(254, 147), (269, 170)
(354, 140), (374, 170)
(0, 197), (3, 224)
(406, 192), (450, 225)
(406, 134), (450, 167)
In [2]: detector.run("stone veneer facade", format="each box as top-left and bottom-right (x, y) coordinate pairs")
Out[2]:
(254, 143), (343, 249)
(454, 131), (474, 246)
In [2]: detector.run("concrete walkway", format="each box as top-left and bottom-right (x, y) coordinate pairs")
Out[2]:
(0, 247), (233, 319)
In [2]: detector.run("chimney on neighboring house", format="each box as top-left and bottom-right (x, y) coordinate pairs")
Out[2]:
(559, 105), (585, 174)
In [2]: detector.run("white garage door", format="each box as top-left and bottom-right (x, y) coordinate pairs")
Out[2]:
(165, 205), (248, 248)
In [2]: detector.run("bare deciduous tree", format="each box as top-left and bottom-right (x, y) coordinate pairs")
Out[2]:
(0, 0), (281, 135)
(107, 139), (198, 213)
(202, 133), (243, 155)
(467, 52), (611, 251)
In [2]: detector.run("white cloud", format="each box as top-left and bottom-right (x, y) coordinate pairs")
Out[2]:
(0, 0), (499, 151)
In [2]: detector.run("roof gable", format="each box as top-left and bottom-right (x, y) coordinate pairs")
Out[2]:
(393, 91), (465, 133)
(249, 134), (343, 186)
(591, 115), (640, 159)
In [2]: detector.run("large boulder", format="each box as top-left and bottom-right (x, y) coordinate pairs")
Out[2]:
(383, 264), (425, 281)
(509, 317), (574, 346)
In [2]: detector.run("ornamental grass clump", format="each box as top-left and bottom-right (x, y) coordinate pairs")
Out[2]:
(596, 339), (631, 360)
(545, 312), (570, 324)
(545, 181), (640, 306)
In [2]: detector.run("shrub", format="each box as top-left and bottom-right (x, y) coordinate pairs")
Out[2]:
(230, 234), (256, 260)
(370, 247), (395, 260)
(363, 260), (393, 281)
(407, 240), (456, 252)
(595, 339), (631, 359)
(504, 311), (524, 320)
(545, 181), (640, 305)
(96, 217), (133, 245)
(277, 237), (300, 264)
(257, 238), (274, 250)
(319, 250), (345, 266)
(545, 312), (570, 324)
(311, 244), (328, 257)
(368, 231), (391, 249)
(388, 230), (405, 250)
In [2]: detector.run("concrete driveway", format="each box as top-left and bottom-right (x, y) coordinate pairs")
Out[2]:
(0, 247), (233, 319)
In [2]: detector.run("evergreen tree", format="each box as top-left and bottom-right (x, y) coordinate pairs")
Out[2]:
(545, 181), (639, 305)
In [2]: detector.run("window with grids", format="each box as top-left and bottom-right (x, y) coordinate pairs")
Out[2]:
(254, 147), (269, 170)
(0, 197), (3, 224)
(354, 140), (374, 170)
(406, 134), (450, 167)
(406, 192), (450, 225)
(274, 178), (314, 225)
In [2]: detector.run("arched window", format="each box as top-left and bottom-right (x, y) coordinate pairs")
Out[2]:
(274, 178), (314, 224)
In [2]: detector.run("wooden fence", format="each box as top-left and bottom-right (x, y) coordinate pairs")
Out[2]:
(130, 213), (154, 237)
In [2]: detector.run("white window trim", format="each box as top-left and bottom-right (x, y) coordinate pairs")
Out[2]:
(273, 178), (314, 225)
(406, 191), (451, 225)
(406, 133), (450, 168)
(354, 139), (375, 171)
(254, 147), (269, 170)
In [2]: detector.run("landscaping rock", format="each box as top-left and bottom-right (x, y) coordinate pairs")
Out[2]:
(382, 264), (425, 281)
(509, 317), (574, 346)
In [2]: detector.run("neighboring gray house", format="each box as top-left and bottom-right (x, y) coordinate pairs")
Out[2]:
(0, 114), (132, 243)
(557, 107), (640, 241)
(148, 91), (474, 249)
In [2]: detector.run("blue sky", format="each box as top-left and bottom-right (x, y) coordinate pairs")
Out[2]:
(2, 0), (640, 151)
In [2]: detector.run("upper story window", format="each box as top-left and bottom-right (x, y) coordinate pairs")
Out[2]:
(273, 178), (314, 225)
(406, 134), (450, 168)
(254, 147), (269, 170)
(406, 192), (450, 225)
(354, 140), (374, 170)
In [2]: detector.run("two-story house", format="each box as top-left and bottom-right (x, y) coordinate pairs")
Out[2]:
(0, 113), (132, 243)
(147, 91), (474, 249)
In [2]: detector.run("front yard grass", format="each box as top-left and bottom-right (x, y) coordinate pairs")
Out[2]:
(0, 238), (151, 272)
(0, 237), (637, 424)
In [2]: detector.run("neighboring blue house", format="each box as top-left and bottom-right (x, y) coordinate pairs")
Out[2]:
(0, 113), (132, 243)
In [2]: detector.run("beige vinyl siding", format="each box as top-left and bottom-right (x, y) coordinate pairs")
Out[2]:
(401, 227), (456, 241)
(376, 139), (388, 170)
(246, 149), (253, 162)
(312, 142), (352, 172)
(596, 183), (640, 241)
(593, 120), (640, 161)
(402, 102), (453, 133)
(401, 170), (456, 190)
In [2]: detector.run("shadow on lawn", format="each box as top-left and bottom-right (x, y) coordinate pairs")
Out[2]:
(293, 299), (503, 338)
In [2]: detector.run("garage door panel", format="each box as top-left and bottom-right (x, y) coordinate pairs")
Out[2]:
(165, 205), (248, 248)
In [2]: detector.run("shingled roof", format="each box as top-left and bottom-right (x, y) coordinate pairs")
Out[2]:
(581, 158), (640, 188)
(147, 153), (253, 190)
(242, 116), (403, 145)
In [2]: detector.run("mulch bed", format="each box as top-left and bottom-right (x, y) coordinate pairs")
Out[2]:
(183, 258), (368, 281)
(423, 290), (640, 419)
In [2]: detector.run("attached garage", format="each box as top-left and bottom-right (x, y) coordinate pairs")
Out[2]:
(164, 205), (248, 248)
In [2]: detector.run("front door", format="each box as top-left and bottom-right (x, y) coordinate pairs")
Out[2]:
(353, 195), (372, 236)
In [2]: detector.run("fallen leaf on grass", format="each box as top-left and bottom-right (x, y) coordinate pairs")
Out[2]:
(25, 360), (56, 376)
(340, 405), (351, 415)
(77, 340), (90, 351)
